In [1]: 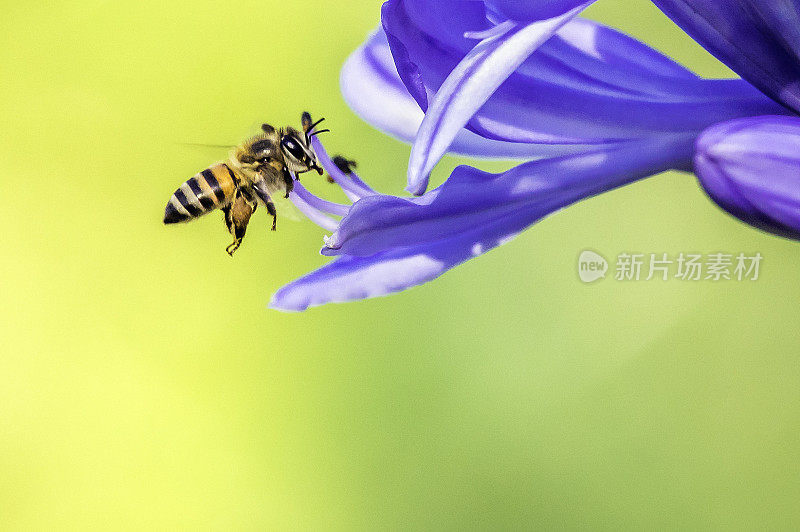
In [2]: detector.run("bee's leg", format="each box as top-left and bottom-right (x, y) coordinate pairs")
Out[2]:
(252, 180), (278, 231)
(301, 111), (313, 133)
(301, 111), (326, 135)
(225, 215), (251, 256)
(222, 205), (240, 255)
(226, 238), (242, 256)
(282, 167), (294, 198)
(223, 189), (255, 256)
(266, 201), (277, 231)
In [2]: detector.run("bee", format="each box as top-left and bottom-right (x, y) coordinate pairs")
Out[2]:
(164, 112), (328, 256)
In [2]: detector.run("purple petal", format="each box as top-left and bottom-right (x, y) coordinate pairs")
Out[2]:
(406, 2), (591, 194)
(272, 136), (695, 311)
(289, 189), (340, 232)
(380, 0), (783, 185)
(695, 115), (800, 240)
(652, 0), (800, 114)
(340, 28), (590, 160)
(270, 216), (525, 312)
(291, 182), (349, 217)
(484, 0), (591, 21)
(325, 135), (695, 257)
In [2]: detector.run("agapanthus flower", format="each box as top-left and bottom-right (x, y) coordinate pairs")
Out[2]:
(271, 0), (796, 311)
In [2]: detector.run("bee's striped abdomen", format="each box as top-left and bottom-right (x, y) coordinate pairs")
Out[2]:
(164, 163), (237, 224)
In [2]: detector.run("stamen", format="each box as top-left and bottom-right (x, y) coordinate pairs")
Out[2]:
(311, 137), (377, 199)
(289, 190), (340, 232)
(292, 181), (350, 216)
(336, 167), (373, 194)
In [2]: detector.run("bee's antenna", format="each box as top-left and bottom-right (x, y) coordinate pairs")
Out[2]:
(305, 117), (328, 145)
(308, 117), (326, 130)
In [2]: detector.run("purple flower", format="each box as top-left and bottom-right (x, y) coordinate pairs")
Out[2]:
(695, 116), (800, 239)
(651, 0), (800, 240)
(271, 0), (795, 311)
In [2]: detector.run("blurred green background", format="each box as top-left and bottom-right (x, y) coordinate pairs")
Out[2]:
(1, 0), (799, 529)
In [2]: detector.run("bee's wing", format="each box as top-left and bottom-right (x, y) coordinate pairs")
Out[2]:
(180, 143), (234, 149)
(270, 193), (303, 222)
(253, 175), (304, 223)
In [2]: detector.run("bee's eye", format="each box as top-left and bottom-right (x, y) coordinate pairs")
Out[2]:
(259, 157), (269, 164)
(280, 136), (306, 162)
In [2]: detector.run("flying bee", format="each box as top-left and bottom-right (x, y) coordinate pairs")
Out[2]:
(164, 112), (328, 256)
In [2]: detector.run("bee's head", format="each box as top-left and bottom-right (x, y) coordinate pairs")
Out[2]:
(279, 127), (323, 176)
